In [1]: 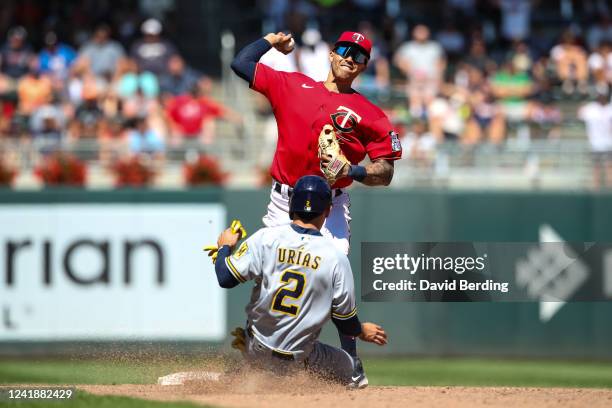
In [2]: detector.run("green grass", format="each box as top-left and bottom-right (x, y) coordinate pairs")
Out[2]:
(0, 354), (233, 385)
(364, 357), (612, 388)
(0, 391), (210, 408)
(2, 357), (612, 389)
(0, 359), (180, 385)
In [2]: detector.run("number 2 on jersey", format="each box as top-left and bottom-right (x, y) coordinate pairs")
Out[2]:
(271, 269), (306, 317)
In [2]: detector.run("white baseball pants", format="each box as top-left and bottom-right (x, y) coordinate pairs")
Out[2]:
(262, 182), (352, 255)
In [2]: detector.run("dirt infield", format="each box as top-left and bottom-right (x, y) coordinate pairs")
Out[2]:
(80, 382), (612, 408)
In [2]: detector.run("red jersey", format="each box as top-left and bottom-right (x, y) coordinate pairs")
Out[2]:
(252, 63), (402, 188)
(167, 95), (224, 136)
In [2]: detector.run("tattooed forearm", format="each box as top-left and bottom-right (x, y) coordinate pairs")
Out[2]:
(362, 159), (394, 186)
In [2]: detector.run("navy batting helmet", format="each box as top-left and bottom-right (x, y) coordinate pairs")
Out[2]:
(289, 175), (332, 217)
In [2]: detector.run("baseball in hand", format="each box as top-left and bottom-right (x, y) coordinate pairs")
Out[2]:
(280, 37), (295, 54)
(264, 32), (296, 54)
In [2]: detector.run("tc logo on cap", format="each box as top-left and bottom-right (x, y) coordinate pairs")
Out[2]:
(352, 33), (365, 43)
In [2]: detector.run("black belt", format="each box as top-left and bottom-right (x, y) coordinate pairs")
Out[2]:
(273, 181), (343, 198)
(247, 326), (295, 361)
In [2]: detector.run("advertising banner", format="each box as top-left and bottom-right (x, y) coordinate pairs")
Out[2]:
(0, 204), (226, 341)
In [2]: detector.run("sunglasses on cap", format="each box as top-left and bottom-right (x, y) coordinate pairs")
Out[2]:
(334, 44), (369, 64)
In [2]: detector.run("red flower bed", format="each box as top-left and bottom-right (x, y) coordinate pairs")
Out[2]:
(34, 153), (86, 186)
(258, 165), (273, 187)
(113, 156), (156, 187)
(0, 159), (17, 186)
(183, 155), (226, 186)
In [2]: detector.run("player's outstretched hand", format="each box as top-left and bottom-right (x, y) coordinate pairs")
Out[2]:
(359, 322), (387, 346)
(263, 32), (295, 54)
(216, 219), (247, 249)
(205, 220), (247, 264)
(217, 227), (241, 249)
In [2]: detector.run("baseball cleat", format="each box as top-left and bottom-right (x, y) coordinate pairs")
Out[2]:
(347, 357), (368, 390)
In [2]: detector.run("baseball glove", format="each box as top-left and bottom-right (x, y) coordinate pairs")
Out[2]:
(318, 124), (350, 185)
(203, 219), (247, 264)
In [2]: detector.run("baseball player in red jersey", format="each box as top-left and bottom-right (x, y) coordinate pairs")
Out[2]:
(232, 31), (402, 254)
(231, 30), (401, 388)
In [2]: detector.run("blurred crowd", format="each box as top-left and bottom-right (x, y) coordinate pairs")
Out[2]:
(1, 0), (612, 188)
(0, 1), (241, 163)
(258, 0), (612, 181)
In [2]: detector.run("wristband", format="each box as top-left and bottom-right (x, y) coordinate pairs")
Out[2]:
(348, 165), (367, 182)
(218, 245), (231, 257)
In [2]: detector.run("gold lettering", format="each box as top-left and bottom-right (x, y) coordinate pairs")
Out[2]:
(287, 250), (296, 264)
(277, 248), (321, 270)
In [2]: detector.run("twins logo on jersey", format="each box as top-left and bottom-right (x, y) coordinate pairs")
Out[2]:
(330, 106), (362, 139)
